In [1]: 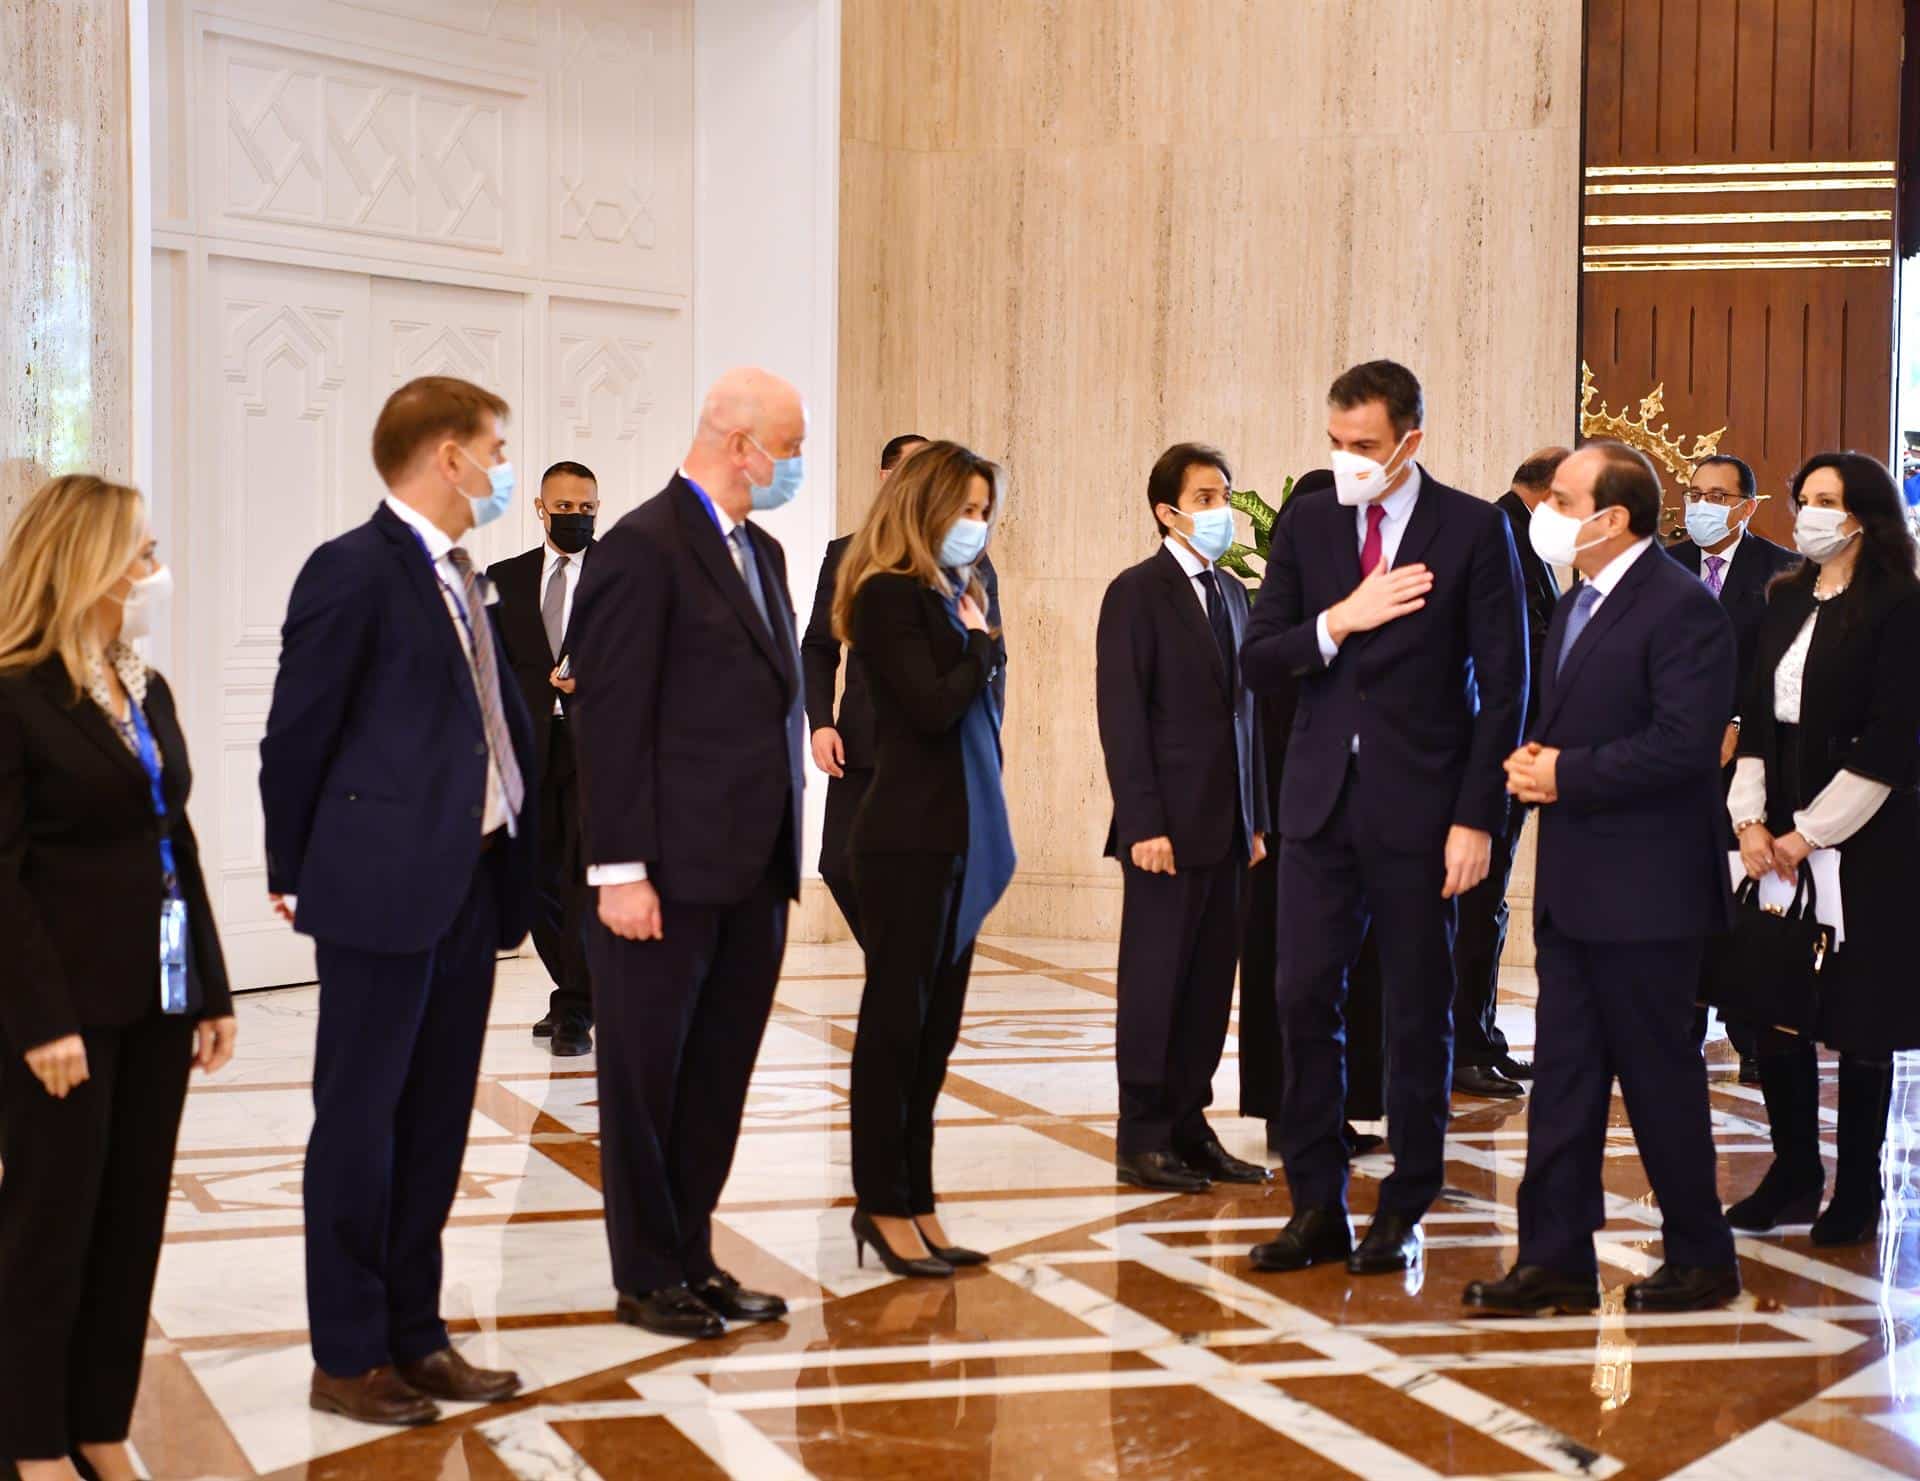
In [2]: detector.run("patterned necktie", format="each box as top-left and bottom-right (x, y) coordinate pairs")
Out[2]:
(728, 526), (773, 634)
(1359, 503), (1388, 574)
(444, 548), (526, 819)
(542, 555), (570, 660)
(1704, 554), (1726, 597)
(1196, 567), (1235, 682)
(1555, 582), (1603, 676)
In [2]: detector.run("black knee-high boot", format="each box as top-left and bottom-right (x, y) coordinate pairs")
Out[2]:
(1811, 1054), (1894, 1246)
(1726, 1044), (1825, 1231)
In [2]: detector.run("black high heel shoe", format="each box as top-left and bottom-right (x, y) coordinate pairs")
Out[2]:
(851, 1208), (953, 1278)
(915, 1216), (988, 1267)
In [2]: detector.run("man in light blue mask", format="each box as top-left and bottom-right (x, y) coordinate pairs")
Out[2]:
(1096, 442), (1271, 1193)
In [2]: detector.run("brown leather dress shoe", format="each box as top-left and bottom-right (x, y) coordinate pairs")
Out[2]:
(397, 1346), (523, 1403)
(309, 1365), (440, 1426)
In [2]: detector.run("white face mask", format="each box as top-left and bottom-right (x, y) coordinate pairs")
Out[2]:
(116, 565), (173, 642)
(1529, 501), (1610, 568)
(1793, 506), (1857, 564)
(1331, 434), (1412, 507)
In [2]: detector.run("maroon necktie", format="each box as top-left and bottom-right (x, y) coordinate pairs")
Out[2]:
(1360, 504), (1388, 574)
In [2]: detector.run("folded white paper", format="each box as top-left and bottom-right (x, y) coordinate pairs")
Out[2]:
(1728, 849), (1845, 947)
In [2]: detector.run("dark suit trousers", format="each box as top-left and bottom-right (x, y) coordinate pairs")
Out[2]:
(1520, 922), (1735, 1279)
(533, 718), (593, 1025)
(1275, 779), (1456, 1220)
(591, 863), (789, 1294)
(306, 854), (499, 1376)
(1451, 804), (1524, 1066)
(849, 853), (974, 1215)
(1116, 857), (1241, 1157)
(0, 1012), (194, 1458)
(820, 767), (872, 946)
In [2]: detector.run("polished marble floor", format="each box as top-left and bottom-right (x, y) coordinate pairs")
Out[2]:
(124, 937), (1920, 1479)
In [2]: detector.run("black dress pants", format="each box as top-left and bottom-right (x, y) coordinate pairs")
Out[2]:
(1451, 803), (1524, 1067)
(850, 852), (974, 1216)
(591, 862), (788, 1295)
(532, 719), (593, 1027)
(0, 1011), (195, 1460)
(819, 767), (872, 946)
(1116, 856), (1241, 1158)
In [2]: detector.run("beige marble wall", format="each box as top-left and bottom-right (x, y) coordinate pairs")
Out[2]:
(839, 0), (1582, 942)
(0, 0), (131, 521)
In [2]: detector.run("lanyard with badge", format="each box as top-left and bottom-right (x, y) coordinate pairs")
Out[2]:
(127, 698), (190, 1014)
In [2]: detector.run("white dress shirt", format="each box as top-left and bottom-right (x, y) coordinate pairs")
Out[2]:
(383, 495), (512, 836)
(1163, 532), (1214, 611)
(541, 541), (587, 715)
(1579, 533), (1654, 614)
(1314, 464), (1424, 662)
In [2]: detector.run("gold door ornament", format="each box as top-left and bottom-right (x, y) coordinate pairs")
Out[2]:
(1579, 363), (1729, 541)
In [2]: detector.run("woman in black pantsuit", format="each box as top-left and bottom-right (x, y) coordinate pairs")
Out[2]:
(834, 442), (1015, 1278)
(0, 475), (237, 1481)
(1727, 452), (1920, 1246)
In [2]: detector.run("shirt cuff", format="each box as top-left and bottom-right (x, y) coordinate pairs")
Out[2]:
(587, 863), (648, 885)
(1793, 770), (1892, 851)
(1315, 610), (1340, 664)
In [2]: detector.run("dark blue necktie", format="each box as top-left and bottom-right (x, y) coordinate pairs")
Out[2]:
(728, 527), (772, 634)
(1196, 567), (1234, 682)
(1555, 583), (1602, 676)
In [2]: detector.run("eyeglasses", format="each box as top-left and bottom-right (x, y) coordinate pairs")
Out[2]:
(1683, 488), (1755, 507)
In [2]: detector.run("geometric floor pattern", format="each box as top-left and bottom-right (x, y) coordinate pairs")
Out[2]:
(128, 937), (1920, 1478)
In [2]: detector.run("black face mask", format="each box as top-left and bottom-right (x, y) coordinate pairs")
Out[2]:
(546, 513), (595, 554)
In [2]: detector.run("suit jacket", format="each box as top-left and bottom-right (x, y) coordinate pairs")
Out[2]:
(486, 540), (595, 776)
(259, 504), (539, 955)
(570, 475), (805, 903)
(1497, 490), (1560, 731)
(1096, 543), (1268, 868)
(0, 663), (232, 1050)
(802, 537), (1007, 770)
(1532, 543), (1736, 942)
(1668, 531), (1799, 717)
(845, 571), (998, 856)
(1241, 469), (1529, 851)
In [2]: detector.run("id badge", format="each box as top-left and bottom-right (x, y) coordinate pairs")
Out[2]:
(160, 896), (190, 1015)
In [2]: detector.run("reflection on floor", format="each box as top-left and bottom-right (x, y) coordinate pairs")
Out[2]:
(133, 937), (1920, 1479)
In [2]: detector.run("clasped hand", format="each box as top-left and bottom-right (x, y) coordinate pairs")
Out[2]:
(1739, 823), (1811, 884)
(1504, 742), (1559, 805)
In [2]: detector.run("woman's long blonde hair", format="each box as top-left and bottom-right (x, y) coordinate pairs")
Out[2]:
(832, 440), (1002, 644)
(0, 474), (147, 696)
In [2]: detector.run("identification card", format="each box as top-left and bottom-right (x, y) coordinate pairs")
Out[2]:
(160, 896), (190, 1014)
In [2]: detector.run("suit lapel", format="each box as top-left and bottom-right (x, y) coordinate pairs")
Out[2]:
(373, 506), (485, 732)
(1536, 544), (1659, 733)
(1154, 544), (1227, 691)
(501, 548), (549, 660)
(673, 482), (794, 690)
(1387, 466), (1443, 572)
(32, 663), (148, 794)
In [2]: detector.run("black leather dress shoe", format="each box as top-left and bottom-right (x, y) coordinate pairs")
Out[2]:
(1492, 1054), (1533, 1082)
(1345, 1123), (1386, 1158)
(550, 1020), (593, 1058)
(1348, 1213), (1423, 1274)
(1454, 1064), (1525, 1099)
(1179, 1139), (1272, 1185)
(531, 1013), (556, 1040)
(1738, 1056), (1762, 1086)
(1116, 1149), (1211, 1193)
(1463, 1264), (1600, 1315)
(1249, 1208), (1353, 1272)
(1625, 1263), (1741, 1312)
(694, 1270), (788, 1323)
(616, 1284), (726, 1339)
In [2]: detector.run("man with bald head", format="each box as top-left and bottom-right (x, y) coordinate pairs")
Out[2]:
(570, 367), (808, 1339)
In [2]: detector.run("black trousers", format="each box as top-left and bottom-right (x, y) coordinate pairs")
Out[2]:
(0, 1012), (194, 1460)
(306, 853), (499, 1376)
(849, 852), (975, 1215)
(1519, 922), (1735, 1279)
(532, 720), (593, 1026)
(1274, 781), (1457, 1220)
(1116, 856), (1242, 1157)
(591, 863), (788, 1294)
(1451, 804), (1524, 1067)
(820, 767), (872, 946)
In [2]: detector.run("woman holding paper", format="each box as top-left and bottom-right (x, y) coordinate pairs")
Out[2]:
(1726, 452), (1920, 1244)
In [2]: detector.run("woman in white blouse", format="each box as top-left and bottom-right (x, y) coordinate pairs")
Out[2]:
(1726, 452), (1920, 1245)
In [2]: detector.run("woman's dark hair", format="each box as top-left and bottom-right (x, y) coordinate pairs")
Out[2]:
(1774, 451), (1919, 608)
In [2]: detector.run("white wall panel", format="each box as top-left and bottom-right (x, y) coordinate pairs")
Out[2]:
(547, 296), (693, 522)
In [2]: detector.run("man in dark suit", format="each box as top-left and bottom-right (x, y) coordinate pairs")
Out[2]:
(570, 367), (806, 1340)
(802, 435), (1008, 943)
(1466, 441), (1741, 1316)
(488, 461), (600, 1057)
(1668, 453), (1797, 1081)
(261, 376), (537, 1425)
(1097, 442), (1272, 1193)
(1240, 360), (1528, 1278)
(1451, 447), (1570, 1099)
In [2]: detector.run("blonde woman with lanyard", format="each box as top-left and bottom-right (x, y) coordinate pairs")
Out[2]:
(0, 475), (236, 1481)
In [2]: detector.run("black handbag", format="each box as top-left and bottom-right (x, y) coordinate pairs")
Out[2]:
(1700, 863), (1834, 1036)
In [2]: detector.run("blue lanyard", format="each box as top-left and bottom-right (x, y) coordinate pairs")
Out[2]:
(125, 697), (180, 896)
(406, 527), (481, 652)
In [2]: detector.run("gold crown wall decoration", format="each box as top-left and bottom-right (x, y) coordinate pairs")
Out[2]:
(1578, 361), (1728, 491)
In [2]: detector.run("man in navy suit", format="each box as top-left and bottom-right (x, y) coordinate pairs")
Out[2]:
(1097, 442), (1271, 1193)
(261, 376), (538, 1426)
(1240, 360), (1527, 1277)
(1465, 441), (1740, 1316)
(570, 368), (807, 1341)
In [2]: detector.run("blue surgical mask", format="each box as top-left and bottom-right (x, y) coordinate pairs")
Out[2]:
(1175, 506), (1236, 563)
(940, 517), (990, 570)
(459, 447), (515, 528)
(748, 437), (804, 511)
(1684, 498), (1736, 548)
